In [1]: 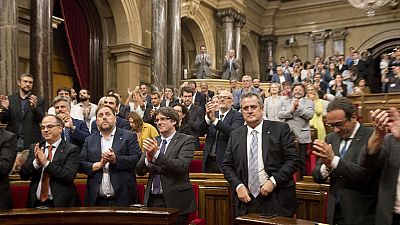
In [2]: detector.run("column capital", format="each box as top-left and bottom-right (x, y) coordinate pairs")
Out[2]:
(309, 31), (329, 42)
(234, 13), (246, 27)
(260, 35), (277, 44)
(216, 8), (237, 23)
(329, 29), (348, 40)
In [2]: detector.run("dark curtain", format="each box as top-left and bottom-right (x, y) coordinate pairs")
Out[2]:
(59, 0), (89, 89)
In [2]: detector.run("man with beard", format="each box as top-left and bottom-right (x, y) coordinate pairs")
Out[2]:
(278, 82), (314, 178)
(80, 105), (141, 206)
(0, 74), (45, 173)
(77, 89), (98, 128)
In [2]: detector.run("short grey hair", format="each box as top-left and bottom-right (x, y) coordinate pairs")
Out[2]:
(52, 96), (71, 108)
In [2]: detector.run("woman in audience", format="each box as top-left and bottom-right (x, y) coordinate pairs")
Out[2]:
(173, 103), (193, 135)
(325, 62), (338, 82)
(127, 111), (158, 150)
(380, 53), (390, 92)
(306, 84), (326, 141)
(301, 61), (314, 81)
(328, 74), (347, 97)
(292, 64), (302, 83)
(125, 88), (145, 117)
(353, 78), (371, 95)
(263, 83), (285, 121)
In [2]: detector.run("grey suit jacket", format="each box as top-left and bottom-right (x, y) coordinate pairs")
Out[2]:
(361, 134), (400, 225)
(222, 58), (239, 80)
(136, 132), (196, 215)
(195, 53), (212, 78)
(278, 98), (314, 143)
(313, 124), (377, 225)
(0, 129), (17, 209)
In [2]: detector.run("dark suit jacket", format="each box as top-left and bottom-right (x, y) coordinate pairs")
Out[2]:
(136, 132), (196, 215)
(79, 129), (142, 206)
(66, 118), (90, 150)
(143, 107), (159, 128)
(222, 120), (299, 216)
(312, 124), (377, 225)
(20, 140), (81, 207)
(160, 97), (179, 107)
(271, 74), (292, 84)
(0, 93), (45, 150)
(194, 91), (206, 109)
(198, 109), (244, 172)
(188, 104), (205, 150)
(361, 134), (400, 225)
(90, 117), (130, 134)
(0, 129), (18, 209)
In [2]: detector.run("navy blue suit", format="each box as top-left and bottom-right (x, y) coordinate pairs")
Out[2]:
(64, 119), (90, 150)
(79, 128), (142, 206)
(90, 117), (130, 134)
(271, 73), (292, 84)
(198, 109), (244, 172)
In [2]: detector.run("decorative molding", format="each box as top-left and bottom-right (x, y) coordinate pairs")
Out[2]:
(181, 0), (201, 18)
(234, 12), (246, 27)
(216, 8), (237, 23)
(260, 35), (277, 44)
(309, 31), (329, 42)
(329, 29), (348, 40)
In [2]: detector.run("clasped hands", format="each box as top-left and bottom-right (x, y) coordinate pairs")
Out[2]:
(237, 180), (275, 203)
(142, 138), (159, 163)
(34, 143), (48, 167)
(312, 139), (335, 168)
(92, 148), (116, 171)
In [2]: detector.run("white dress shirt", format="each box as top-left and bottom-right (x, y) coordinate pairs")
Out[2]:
(99, 127), (116, 197)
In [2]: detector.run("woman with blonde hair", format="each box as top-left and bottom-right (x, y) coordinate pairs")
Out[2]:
(127, 111), (158, 150)
(306, 84), (326, 141)
(263, 83), (285, 121)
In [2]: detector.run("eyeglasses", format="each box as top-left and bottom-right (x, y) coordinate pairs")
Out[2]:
(326, 119), (348, 129)
(154, 117), (171, 123)
(40, 124), (61, 130)
(217, 96), (232, 100)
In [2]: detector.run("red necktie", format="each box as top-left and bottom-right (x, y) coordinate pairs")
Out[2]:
(40, 145), (53, 202)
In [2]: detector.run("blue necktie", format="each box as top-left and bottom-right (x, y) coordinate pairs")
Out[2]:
(248, 130), (260, 198)
(64, 128), (71, 143)
(152, 139), (167, 194)
(339, 139), (350, 158)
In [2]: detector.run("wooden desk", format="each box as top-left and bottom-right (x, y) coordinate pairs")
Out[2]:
(0, 207), (179, 225)
(236, 214), (318, 225)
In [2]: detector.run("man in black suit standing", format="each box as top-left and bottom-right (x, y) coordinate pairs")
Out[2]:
(143, 92), (162, 127)
(53, 96), (90, 150)
(160, 85), (179, 107)
(136, 107), (196, 225)
(222, 92), (299, 217)
(181, 86), (205, 150)
(0, 128), (17, 209)
(361, 107), (400, 225)
(187, 81), (206, 109)
(20, 115), (81, 208)
(312, 97), (377, 225)
(199, 90), (243, 172)
(0, 74), (45, 171)
(80, 105), (141, 206)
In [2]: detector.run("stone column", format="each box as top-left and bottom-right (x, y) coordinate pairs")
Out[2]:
(30, 0), (53, 106)
(260, 35), (277, 81)
(234, 13), (245, 78)
(329, 29), (348, 56)
(310, 31), (329, 59)
(217, 8), (236, 60)
(151, 0), (167, 91)
(167, 0), (181, 87)
(0, 0), (17, 94)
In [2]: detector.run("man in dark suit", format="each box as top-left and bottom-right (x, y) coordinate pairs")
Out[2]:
(90, 94), (130, 133)
(0, 128), (17, 209)
(222, 92), (299, 217)
(139, 83), (153, 109)
(181, 86), (205, 150)
(359, 107), (400, 225)
(200, 81), (214, 103)
(199, 90), (243, 172)
(0, 74), (45, 162)
(312, 97), (377, 225)
(143, 92), (162, 127)
(20, 115), (81, 208)
(136, 107), (196, 225)
(53, 96), (90, 150)
(80, 105), (141, 206)
(187, 81), (206, 109)
(160, 85), (179, 107)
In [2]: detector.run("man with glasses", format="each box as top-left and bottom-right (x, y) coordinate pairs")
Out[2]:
(136, 107), (196, 225)
(222, 92), (299, 217)
(312, 97), (377, 225)
(20, 115), (81, 208)
(199, 90), (243, 172)
(80, 105), (141, 206)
